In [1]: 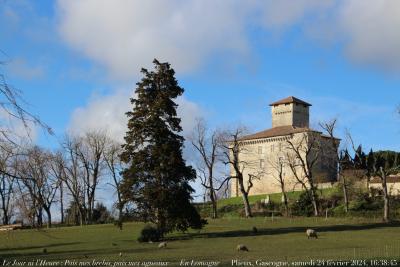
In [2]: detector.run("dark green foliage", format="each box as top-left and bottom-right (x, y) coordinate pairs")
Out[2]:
(137, 224), (161, 242)
(291, 191), (315, 217)
(367, 150), (400, 173)
(349, 192), (382, 211)
(92, 203), (113, 224)
(120, 59), (206, 235)
(353, 145), (367, 169)
(64, 201), (82, 226)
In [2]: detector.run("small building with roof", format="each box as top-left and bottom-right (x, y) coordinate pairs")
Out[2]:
(230, 96), (339, 197)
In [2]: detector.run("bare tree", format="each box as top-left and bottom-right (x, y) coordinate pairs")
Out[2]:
(18, 146), (59, 228)
(104, 138), (124, 228)
(190, 119), (227, 219)
(267, 155), (289, 216)
(0, 65), (52, 150)
(60, 131), (107, 225)
(369, 152), (399, 222)
(285, 132), (322, 216)
(76, 131), (107, 223)
(376, 163), (390, 222)
(320, 119), (347, 212)
(220, 127), (264, 218)
(0, 142), (17, 224)
(62, 135), (87, 226)
(49, 151), (66, 224)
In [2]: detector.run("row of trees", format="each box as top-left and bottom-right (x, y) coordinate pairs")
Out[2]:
(0, 132), (125, 228)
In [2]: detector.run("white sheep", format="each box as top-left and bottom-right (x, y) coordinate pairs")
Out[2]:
(158, 241), (167, 248)
(236, 244), (249, 252)
(306, 229), (318, 239)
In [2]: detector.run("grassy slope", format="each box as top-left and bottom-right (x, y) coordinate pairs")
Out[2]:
(217, 187), (336, 207)
(195, 188), (338, 217)
(1, 217), (400, 265)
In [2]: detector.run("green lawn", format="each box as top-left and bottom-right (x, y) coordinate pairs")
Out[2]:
(1, 217), (400, 266)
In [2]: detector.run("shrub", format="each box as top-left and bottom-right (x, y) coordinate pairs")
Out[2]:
(290, 191), (315, 217)
(137, 224), (161, 242)
(331, 204), (346, 216)
(349, 192), (382, 211)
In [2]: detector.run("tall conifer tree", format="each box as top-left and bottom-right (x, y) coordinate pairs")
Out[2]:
(120, 59), (205, 235)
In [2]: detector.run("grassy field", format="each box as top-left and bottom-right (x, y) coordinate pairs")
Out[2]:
(1, 217), (400, 266)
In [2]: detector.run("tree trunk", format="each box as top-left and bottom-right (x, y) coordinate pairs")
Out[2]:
(237, 176), (252, 218)
(209, 188), (218, 219)
(3, 211), (9, 225)
(37, 208), (43, 227)
(282, 192), (289, 217)
(380, 167), (390, 222)
(207, 167), (218, 219)
(241, 192), (252, 218)
(60, 180), (64, 224)
(342, 175), (349, 213)
(310, 188), (319, 216)
(278, 172), (289, 217)
(44, 207), (52, 228)
(1, 194), (10, 224)
(78, 207), (84, 226)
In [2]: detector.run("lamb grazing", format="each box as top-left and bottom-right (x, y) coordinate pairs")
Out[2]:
(236, 244), (249, 252)
(306, 229), (318, 239)
(158, 241), (167, 249)
(252, 226), (258, 234)
(119, 252), (123, 257)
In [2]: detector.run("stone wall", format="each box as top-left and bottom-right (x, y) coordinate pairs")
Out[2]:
(230, 132), (338, 197)
(271, 103), (309, 128)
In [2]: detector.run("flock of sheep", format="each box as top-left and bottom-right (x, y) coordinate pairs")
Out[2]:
(155, 227), (318, 252)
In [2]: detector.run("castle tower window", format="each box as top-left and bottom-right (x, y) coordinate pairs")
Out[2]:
(258, 146), (263, 154)
(260, 159), (265, 169)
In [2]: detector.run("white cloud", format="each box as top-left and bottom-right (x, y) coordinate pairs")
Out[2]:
(57, 0), (400, 77)
(68, 90), (131, 142)
(68, 89), (202, 142)
(257, 0), (334, 30)
(57, 0), (251, 80)
(337, 0), (400, 73)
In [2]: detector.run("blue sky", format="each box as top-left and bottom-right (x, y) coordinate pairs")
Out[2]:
(1, 1), (400, 162)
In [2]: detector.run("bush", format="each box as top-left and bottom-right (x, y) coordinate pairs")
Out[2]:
(349, 192), (382, 211)
(138, 224), (161, 242)
(290, 191), (315, 217)
(331, 204), (347, 216)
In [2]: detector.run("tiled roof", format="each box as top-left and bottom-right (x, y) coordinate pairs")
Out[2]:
(240, 125), (318, 141)
(269, 96), (311, 106)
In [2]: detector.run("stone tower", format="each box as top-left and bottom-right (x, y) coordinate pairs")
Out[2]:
(269, 96), (311, 128)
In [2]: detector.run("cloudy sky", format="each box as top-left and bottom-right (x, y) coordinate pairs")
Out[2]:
(1, 0), (400, 156)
